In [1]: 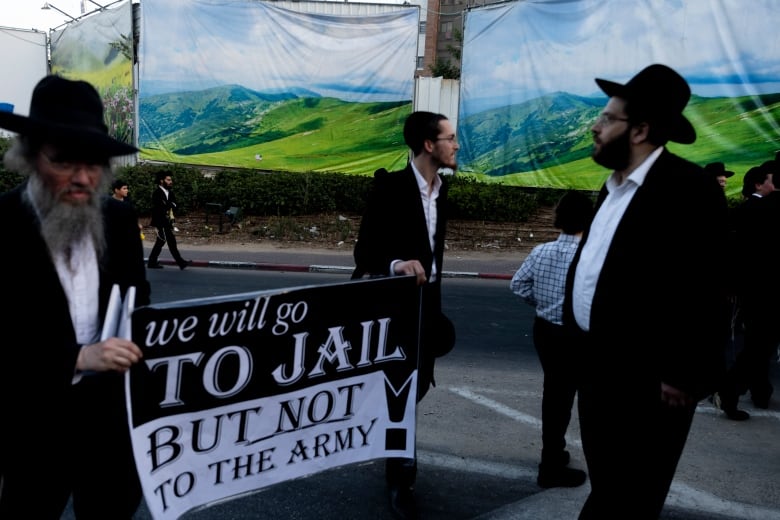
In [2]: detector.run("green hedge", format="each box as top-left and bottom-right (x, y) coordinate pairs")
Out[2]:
(0, 136), (570, 223)
(112, 163), (557, 223)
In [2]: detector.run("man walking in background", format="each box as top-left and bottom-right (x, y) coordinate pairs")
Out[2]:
(147, 171), (191, 269)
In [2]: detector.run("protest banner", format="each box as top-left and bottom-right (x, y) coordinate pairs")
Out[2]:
(125, 276), (421, 519)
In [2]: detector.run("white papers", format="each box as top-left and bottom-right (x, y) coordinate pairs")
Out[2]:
(100, 284), (122, 341)
(102, 284), (136, 340)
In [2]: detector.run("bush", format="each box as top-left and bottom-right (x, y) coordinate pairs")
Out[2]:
(118, 164), (548, 222)
(0, 138), (24, 193)
(0, 133), (567, 222)
(116, 163), (204, 215)
(448, 176), (534, 222)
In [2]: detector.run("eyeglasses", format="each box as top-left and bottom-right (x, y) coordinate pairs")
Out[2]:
(435, 135), (457, 143)
(594, 113), (630, 127)
(40, 151), (104, 176)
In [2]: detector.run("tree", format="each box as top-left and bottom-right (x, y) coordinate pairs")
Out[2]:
(429, 28), (462, 79)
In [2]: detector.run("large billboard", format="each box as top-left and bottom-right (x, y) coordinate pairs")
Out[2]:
(138, 0), (419, 175)
(458, 0), (780, 195)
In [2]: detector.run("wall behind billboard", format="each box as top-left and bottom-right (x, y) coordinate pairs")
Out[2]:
(0, 27), (48, 134)
(458, 0), (780, 194)
(139, 0), (419, 175)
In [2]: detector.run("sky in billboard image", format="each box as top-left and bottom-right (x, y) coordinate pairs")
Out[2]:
(461, 0), (780, 117)
(141, 0), (417, 103)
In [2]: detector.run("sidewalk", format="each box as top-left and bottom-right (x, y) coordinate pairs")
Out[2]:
(144, 242), (523, 280)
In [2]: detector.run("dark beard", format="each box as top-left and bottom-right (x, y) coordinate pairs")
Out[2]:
(592, 127), (631, 171)
(434, 150), (457, 171)
(24, 174), (106, 259)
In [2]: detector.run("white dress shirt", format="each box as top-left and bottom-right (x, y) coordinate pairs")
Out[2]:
(572, 146), (663, 331)
(53, 234), (101, 346)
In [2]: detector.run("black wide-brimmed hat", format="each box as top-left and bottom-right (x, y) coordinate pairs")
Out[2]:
(704, 162), (734, 178)
(0, 75), (138, 157)
(595, 64), (696, 144)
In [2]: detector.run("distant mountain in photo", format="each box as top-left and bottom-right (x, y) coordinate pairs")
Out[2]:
(458, 92), (603, 176)
(139, 84), (318, 155)
(138, 83), (410, 167)
(458, 91), (780, 177)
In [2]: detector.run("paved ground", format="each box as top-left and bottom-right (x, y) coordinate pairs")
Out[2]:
(137, 241), (780, 520)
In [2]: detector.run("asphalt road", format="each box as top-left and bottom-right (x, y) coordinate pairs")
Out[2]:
(62, 267), (780, 520)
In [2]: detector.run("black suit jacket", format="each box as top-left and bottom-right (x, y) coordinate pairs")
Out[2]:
(729, 194), (764, 298)
(353, 165), (448, 285)
(750, 191), (780, 315)
(352, 165), (450, 396)
(564, 149), (729, 400)
(0, 182), (151, 483)
(150, 185), (176, 228)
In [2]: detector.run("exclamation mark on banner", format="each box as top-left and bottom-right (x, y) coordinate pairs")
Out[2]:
(383, 375), (414, 450)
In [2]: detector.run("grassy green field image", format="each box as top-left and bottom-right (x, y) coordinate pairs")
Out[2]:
(139, 87), (412, 175)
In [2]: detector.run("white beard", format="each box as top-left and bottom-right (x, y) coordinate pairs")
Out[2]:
(24, 174), (106, 259)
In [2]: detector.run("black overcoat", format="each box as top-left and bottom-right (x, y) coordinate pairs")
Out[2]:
(0, 181), (151, 515)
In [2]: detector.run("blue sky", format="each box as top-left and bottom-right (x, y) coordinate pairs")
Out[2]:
(461, 0), (780, 114)
(141, 0), (418, 102)
(0, 0), (125, 31)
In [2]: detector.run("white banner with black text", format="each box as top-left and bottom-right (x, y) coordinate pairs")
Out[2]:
(126, 276), (421, 519)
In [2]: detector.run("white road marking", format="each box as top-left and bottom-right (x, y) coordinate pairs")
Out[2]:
(667, 482), (780, 520)
(448, 386), (582, 450)
(418, 450), (536, 481)
(445, 385), (780, 520)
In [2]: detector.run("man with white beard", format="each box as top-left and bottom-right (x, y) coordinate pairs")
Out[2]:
(0, 75), (150, 519)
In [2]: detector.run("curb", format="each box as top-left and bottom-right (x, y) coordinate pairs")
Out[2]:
(148, 259), (513, 280)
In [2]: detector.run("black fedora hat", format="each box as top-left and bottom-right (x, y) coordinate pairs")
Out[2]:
(0, 75), (137, 157)
(704, 162), (734, 178)
(595, 64), (696, 144)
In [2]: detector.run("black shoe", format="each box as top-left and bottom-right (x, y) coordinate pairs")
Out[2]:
(388, 485), (418, 520)
(540, 450), (571, 468)
(724, 408), (750, 421)
(147, 263), (164, 269)
(178, 260), (193, 270)
(537, 465), (587, 488)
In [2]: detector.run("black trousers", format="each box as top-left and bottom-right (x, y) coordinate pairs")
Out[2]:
(578, 394), (694, 519)
(570, 326), (697, 519)
(70, 374), (142, 519)
(148, 223), (186, 266)
(720, 299), (775, 407)
(0, 375), (142, 519)
(385, 355), (432, 489)
(386, 288), (439, 490)
(533, 317), (579, 466)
